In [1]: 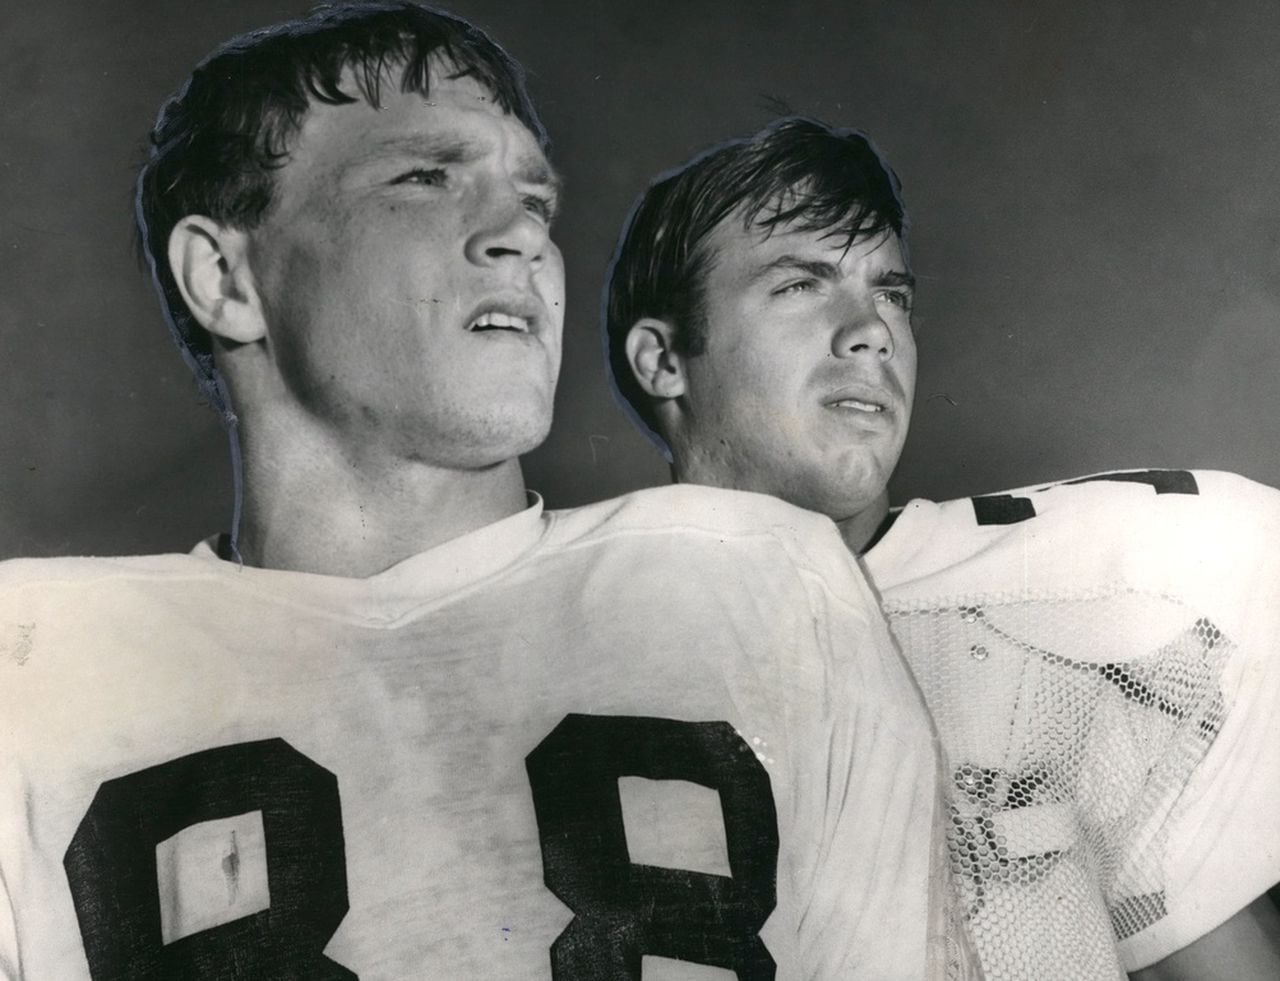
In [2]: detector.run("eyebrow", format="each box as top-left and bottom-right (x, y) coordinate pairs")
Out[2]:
(748, 254), (916, 290)
(513, 150), (563, 205)
(871, 269), (916, 290)
(748, 255), (840, 284)
(346, 133), (563, 199)
(360, 133), (484, 167)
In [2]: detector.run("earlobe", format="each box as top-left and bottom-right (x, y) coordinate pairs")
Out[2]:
(625, 318), (687, 399)
(167, 216), (266, 344)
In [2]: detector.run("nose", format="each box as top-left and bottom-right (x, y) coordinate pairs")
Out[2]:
(831, 300), (894, 360)
(464, 183), (549, 269)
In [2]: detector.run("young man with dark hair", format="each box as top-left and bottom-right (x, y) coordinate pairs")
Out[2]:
(607, 118), (912, 558)
(608, 116), (1280, 980)
(0, 8), (961, 978)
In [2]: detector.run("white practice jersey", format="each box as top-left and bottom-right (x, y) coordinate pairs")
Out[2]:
(0, 485), (951, 980)
(865, 469), (1280, 979)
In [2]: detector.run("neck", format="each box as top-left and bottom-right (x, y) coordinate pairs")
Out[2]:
(669, 450), (891, 556)
(836, 494), (891, 555)
(229, 413), (529, 578)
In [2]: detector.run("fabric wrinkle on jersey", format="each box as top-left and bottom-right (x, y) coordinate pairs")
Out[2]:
(0, 484), (953, 980)
(863, 468), (1280, 981)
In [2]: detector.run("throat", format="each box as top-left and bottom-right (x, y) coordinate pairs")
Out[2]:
(233, 455), (529, 577)
(837, 493), (893, 555)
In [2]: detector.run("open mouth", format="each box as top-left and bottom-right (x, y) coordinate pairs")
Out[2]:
(468, 311), (531, 333)
(829, 397), (885, 413)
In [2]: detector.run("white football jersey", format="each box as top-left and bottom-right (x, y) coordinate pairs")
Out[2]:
(0, 485), (952, 980)
(865, 469), (1280, 979)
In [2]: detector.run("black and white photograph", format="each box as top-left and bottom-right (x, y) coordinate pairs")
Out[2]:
(1, 1), (1278, 977)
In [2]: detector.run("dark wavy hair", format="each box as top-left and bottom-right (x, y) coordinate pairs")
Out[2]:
(604, 117), (907, 450)
(135, 1), (546, 419)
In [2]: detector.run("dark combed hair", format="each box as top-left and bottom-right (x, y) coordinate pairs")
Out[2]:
(604, 116), (907, 449)
(135, 1), (547, 418)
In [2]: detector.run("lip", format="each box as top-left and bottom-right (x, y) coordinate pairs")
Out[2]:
(822, 384), (896, 415)
(462, 293), (546, 337)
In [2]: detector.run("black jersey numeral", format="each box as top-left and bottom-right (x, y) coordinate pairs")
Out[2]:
(64, 716), (782, 980)
(973, 469), (1199, 526)
(64, 738), (353, 980)
(1062, 469), (1198, 496)
(526, 714), (779, 979)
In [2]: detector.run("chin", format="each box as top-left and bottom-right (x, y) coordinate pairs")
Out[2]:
(416, 391), (554, 458)
(464, 417), (553, 468)
(502, 404), (554, 454)
(808, 470), (889, 522)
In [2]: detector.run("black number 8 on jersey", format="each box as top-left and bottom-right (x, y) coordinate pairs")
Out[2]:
(64, 717), (779, 979)
(527, 714), (779, 980)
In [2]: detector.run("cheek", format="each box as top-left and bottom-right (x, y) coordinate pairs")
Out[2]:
(896, 332), (916, 386)
(539, 249), (567, 327)
(690, 354), (759, 423)
(255, 210), (366, 307)
(899, 345), (919, 401)
(704, 362), (804, 444)
(715, 386), (805, 459)
(542, 240), (566, 285)
(709, 323), (792, 385)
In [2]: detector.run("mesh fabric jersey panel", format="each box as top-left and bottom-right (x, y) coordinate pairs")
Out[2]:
(866, 469), (1280, 980)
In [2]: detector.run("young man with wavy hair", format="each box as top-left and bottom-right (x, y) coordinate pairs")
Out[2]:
(608, 117), (1280, 981)
(0, 8), (960, 978)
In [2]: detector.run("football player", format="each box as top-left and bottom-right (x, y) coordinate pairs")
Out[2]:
(0, 8), (959, 979)
(607, 116), (1280, 980)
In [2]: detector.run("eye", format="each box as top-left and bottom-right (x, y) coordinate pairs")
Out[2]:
(522, 192), (557, 225)
(773, 278), (818, 296)
(876, 288), (913, 312)
(390, 167), (447, 187)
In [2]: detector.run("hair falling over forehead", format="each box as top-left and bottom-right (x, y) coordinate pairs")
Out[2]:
(134, 1), (546, 418)
(603, 116), (908, 450)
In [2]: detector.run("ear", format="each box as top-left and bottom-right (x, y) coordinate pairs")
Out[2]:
(624, 317), (688, 399)
(167, 216), (266, 344)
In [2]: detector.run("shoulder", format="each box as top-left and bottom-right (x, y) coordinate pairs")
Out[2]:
(886, 468), (1276, 552)
(545, 483), (838, 537)
(540, 486), (870, 607)
(0, 551), (221, 624)
(872, 468), (1280, 606)
(0, 551), (214, 591)
(0, 553), (220, 711)
(538, 487), (917, 715)
(989, 468), (1276, 524)
(543, 484), (855, 577)
(983, 469), (1280, 572)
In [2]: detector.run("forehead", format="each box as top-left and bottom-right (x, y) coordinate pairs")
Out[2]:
(281, 62), (549, 183)
(703, 208), (907, 279)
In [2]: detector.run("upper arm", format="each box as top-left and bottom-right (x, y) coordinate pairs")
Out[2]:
(1129, 894), (1280, 981)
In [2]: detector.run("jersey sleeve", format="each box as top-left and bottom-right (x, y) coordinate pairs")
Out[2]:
(1117, 472), (1280, 969)
(769, 516), (968, 980)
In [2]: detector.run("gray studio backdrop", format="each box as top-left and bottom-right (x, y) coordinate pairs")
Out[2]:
(2, 0), (1278, 557)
